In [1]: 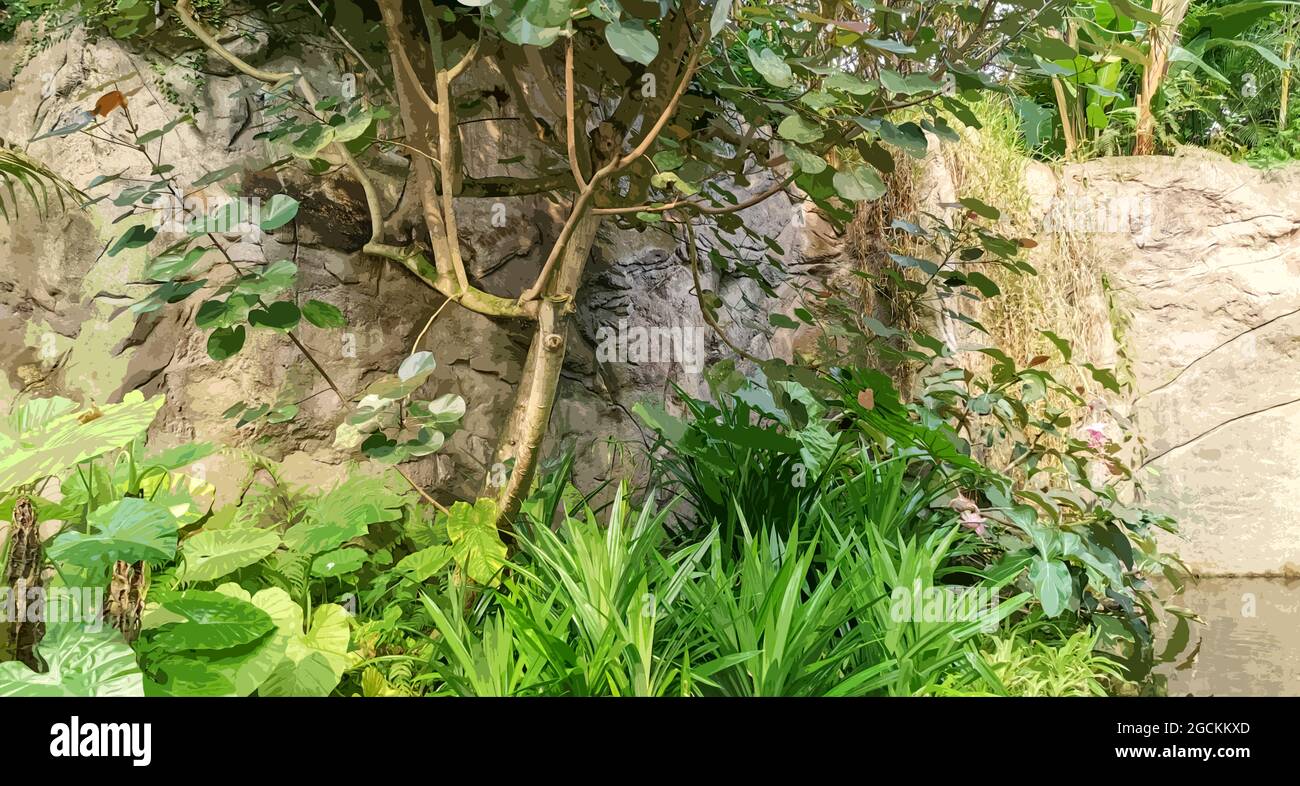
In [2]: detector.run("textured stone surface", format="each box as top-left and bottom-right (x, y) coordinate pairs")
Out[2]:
(6, 27), (1300, 577)
(0, 26), (821, 507)
(1055, 149), (1300, 576)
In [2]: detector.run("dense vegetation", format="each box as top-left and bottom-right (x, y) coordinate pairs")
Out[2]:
(1, 0), (1274, 696)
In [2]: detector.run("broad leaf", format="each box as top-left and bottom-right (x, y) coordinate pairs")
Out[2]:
(0, 391), (164, 492)
(48, 498), (179, 568)
(180, 528), (282, 582)
(445, 498), (507, 586)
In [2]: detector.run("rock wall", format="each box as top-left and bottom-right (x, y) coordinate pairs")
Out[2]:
(0, 24), (828, 506)
(1054, 150), (1300, 577)
(4, 24), (1299, 576)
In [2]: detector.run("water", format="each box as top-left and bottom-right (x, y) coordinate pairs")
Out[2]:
(1158, 577), (1300, 696)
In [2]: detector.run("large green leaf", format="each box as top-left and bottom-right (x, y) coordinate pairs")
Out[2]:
(144, 584), (292, 697)
(0, 391), (165, 492)
(0, 622), (144, 697)
(445, 498), (507, 585)
(605, 19), (659, 65)
(180, 528), (282, 582)
(151, 590), (275, 651)
(310, 546), (367, 577)
(283, 475), (407, 555)
(394, 545), (453, 582)
(1029, 556), (1071, 618)
(258, 603), (350, 697)
(48, 498), (179, 568)
(832, 164), (886, 202)
(748, 46), (794, 88)
(259, 194), (300, 231)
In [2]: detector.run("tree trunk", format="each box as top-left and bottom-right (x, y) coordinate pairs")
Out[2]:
(4, 497), (45, 669)
(1133, 0), (1190, 156)
(484, 211), (601, 529)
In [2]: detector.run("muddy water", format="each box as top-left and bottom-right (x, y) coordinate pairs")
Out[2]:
(1159, 577), (1300, 696)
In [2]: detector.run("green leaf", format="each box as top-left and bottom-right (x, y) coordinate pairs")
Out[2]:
(310, 546), (368, 577)
(1029, 556), (1071, 618)
(879, 68), (936, 96)
(409, 393), (466, 431)
(824, 71), (875, 95)
(965, 271), (1001, 297)
(207, 325), (246, 361)
(1084, 363), (1123, 393)
(248, 301), (301, 332)
(152, 591), (274, 651)
(258, 604), (350, 697)
(144, 246), (207, 282)
(302, 299), (347, 328)
(0, 391), (164, 492)
(445, 498), (508, 585)
(330, 107), (373, 143)
(259, 194), (299, 231)
(777, 114), (822, 144)
(237, 259), (297, 296)
(192, 164), (243, 188)
(107, 224), (156, 256)
(398, 350), (436, 382)
(864, 38), (916, 55)
(605, 19), (659, 65)
(748, 47), (794, 88)
(959, 197), (1000, 220)
(1040, 329), (1072, 362)
(879, 120), (928, 158)
(180, 528), (282, 582)
(783, 144), (827, 174)
(832, 164), (886, 202)
(394, 545), (453, 582)
(48, 498), (178, 568)
(0, 622), (143, 697)
(283, 475), (407, 555)
(290, 124), (335, 158)
(709, 0), (732, 38)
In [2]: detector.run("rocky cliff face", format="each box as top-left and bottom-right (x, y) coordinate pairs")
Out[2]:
(1055, 150), (1300, 576)
(0, 25), (830, 506)
(4, 26), (1298, 576)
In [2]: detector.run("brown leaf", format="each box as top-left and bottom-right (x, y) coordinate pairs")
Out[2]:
(1028, 354), (1050, 367)
(1017, 238), (1039, 249)
(830, 19), (872, 34)
(857, 389), (875, 410)
(93, 90), (127, 118)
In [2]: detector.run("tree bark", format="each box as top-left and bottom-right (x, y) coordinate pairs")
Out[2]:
(483, 211), (602, 528)
(4, 497), (45, 669)
(1133, 0), (1190, 156)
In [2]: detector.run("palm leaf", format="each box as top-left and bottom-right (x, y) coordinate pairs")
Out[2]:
(0, 141), (87, 223)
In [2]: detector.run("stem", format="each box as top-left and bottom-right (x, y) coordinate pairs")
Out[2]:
(394, 464), (450, 514)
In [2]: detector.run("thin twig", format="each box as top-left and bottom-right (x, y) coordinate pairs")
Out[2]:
(394, 464), (450, 514)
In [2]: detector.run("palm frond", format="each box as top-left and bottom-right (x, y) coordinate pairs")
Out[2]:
(0, 141), (87, 223)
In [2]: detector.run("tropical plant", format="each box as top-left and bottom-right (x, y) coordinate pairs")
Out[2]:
(14, 0), (1075, 535)
(0, 142), (86, 223)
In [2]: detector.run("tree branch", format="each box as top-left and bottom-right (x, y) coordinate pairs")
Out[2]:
(365, 242), (538, 319)
(564, 38), (589, 191)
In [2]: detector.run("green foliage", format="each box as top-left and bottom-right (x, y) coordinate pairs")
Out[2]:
(1010, 0), (1297, 160)
(0, 616), (144, 697)
(0, 142), (87, 223)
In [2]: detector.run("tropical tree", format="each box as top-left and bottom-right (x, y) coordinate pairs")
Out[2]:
(27, 0), (1067, 531)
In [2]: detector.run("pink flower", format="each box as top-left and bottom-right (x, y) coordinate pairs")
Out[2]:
(1081, 421), (1108, 450)
(959, 509), (988, 538)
